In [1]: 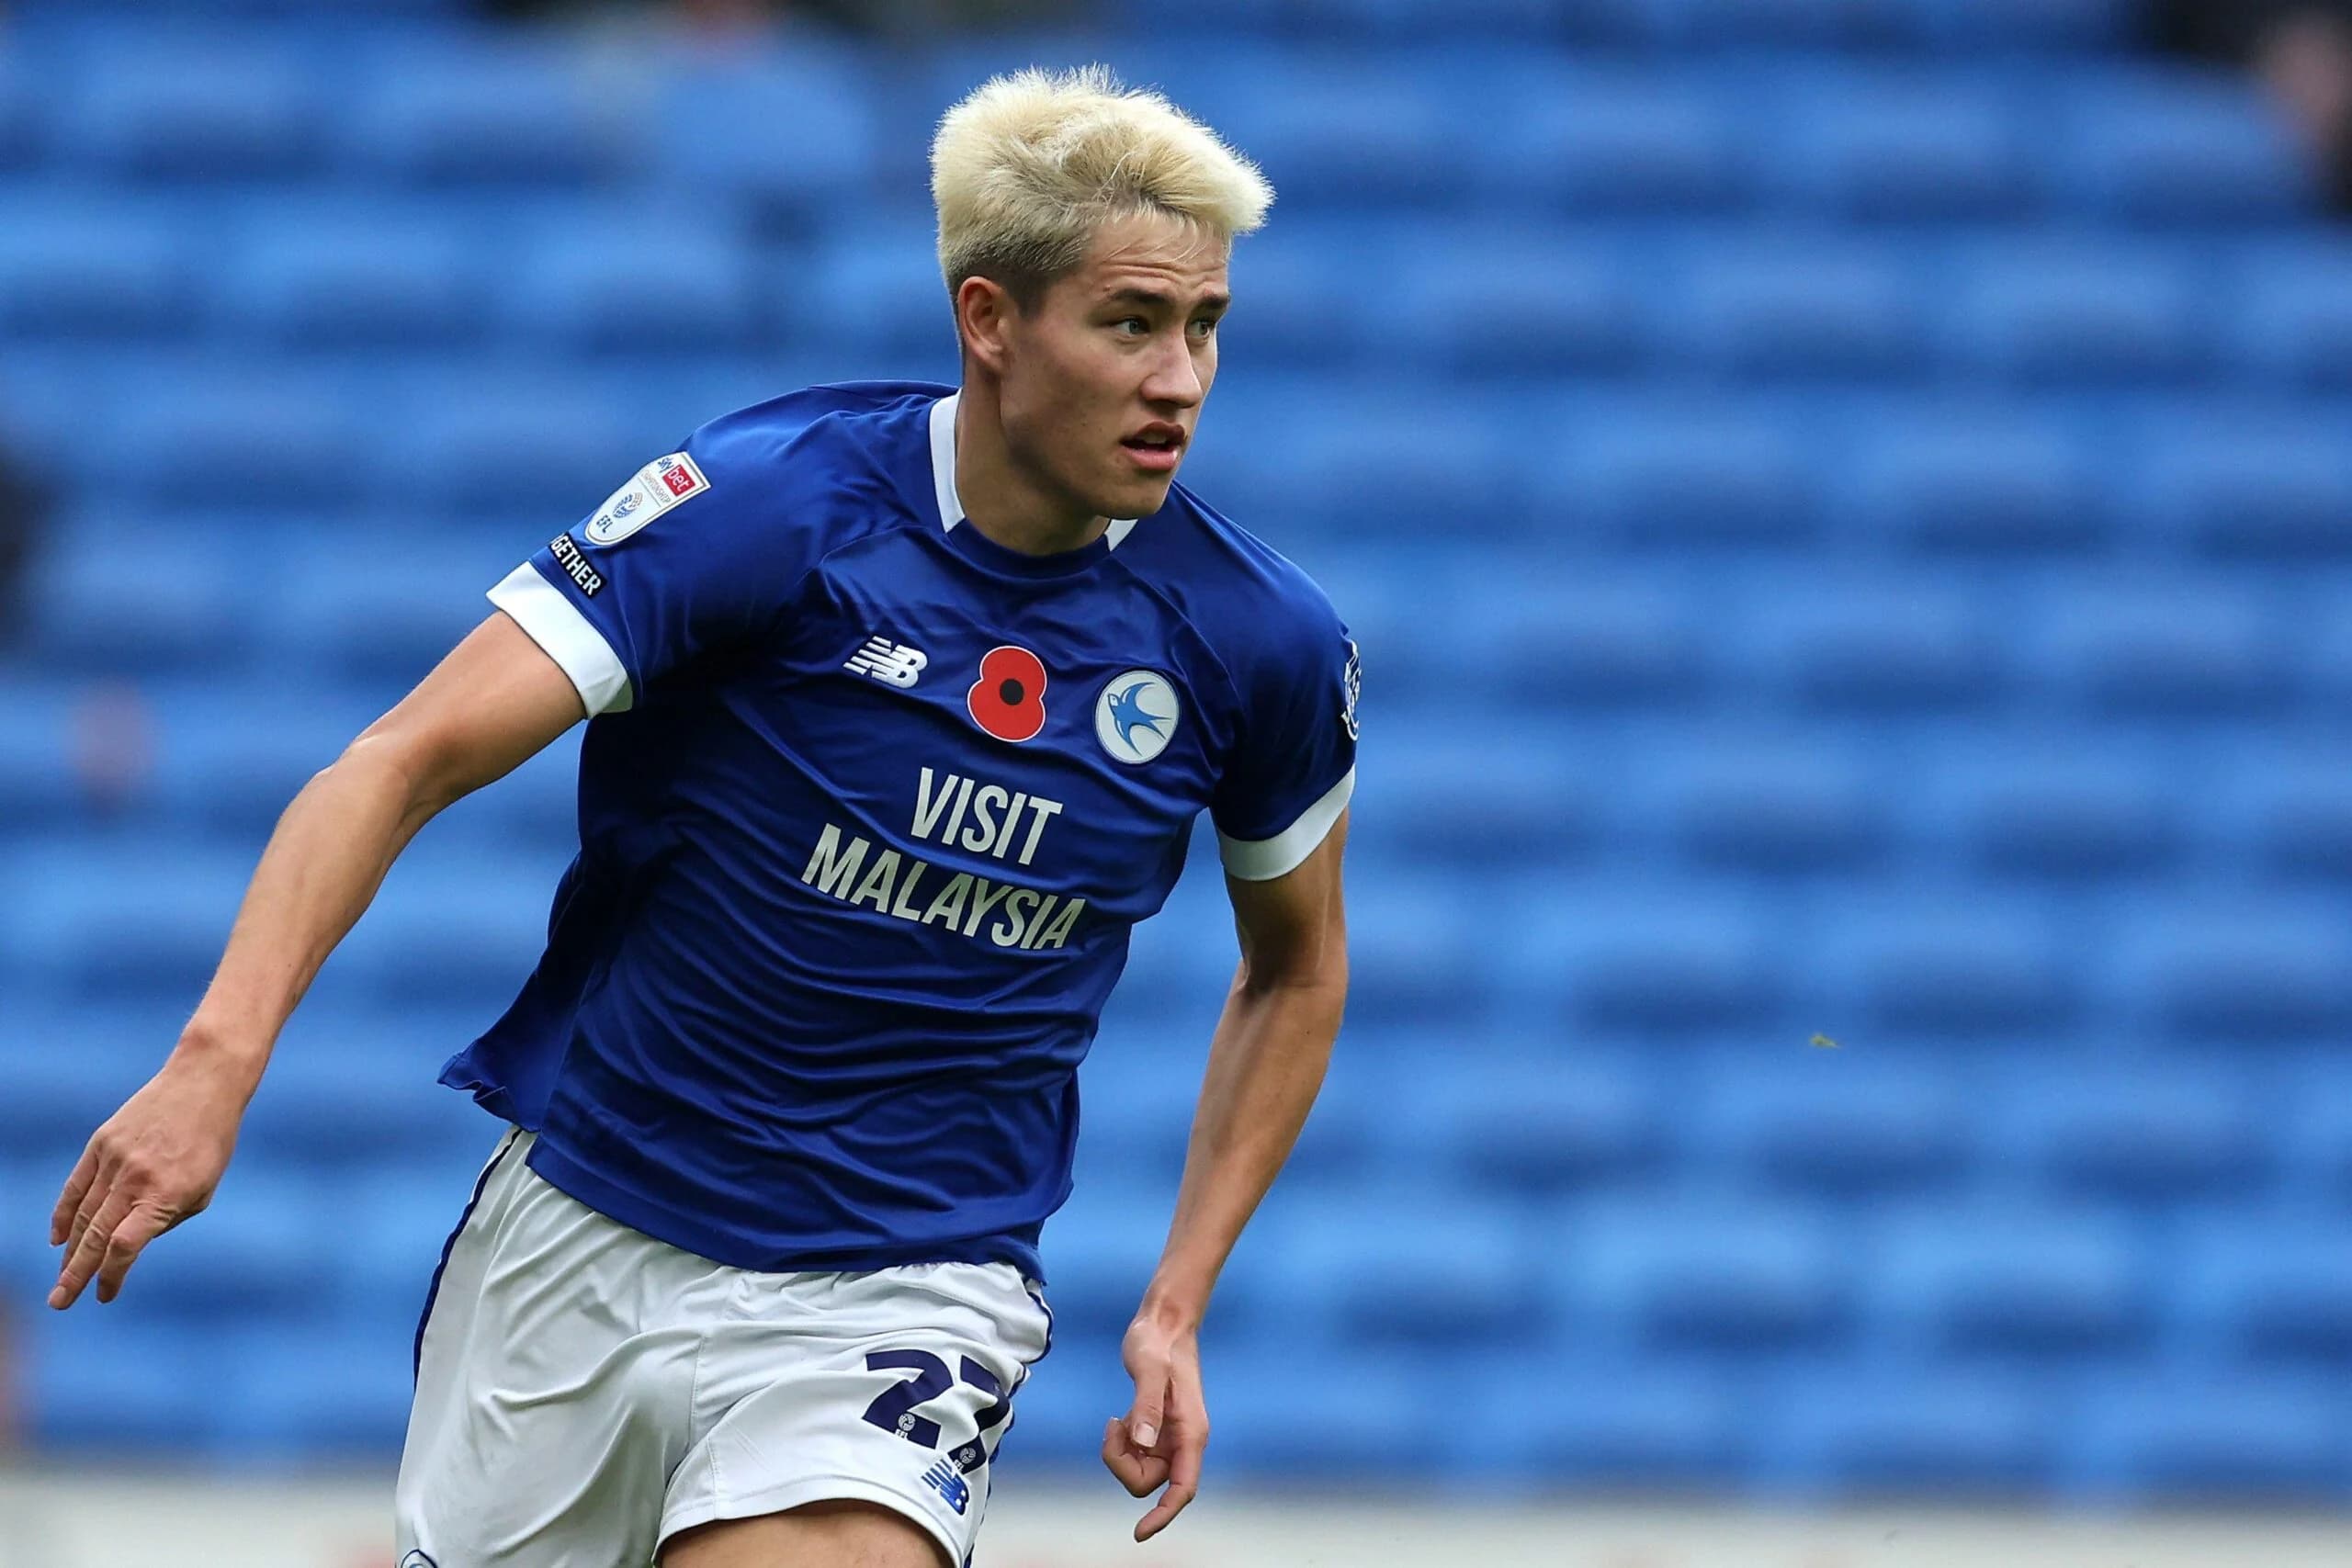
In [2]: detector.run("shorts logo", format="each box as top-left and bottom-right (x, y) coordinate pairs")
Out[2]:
(1094, 670), (1179, 764)
(399, 1554), (438, 1568)
(582, 451), (710, 546)
(922, 1456), (972, 1516)
(967, 646), (1048, 743)
(1340, 637), (1362, 741)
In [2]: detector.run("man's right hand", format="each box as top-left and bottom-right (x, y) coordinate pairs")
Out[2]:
(48, 1044), (254, 1309)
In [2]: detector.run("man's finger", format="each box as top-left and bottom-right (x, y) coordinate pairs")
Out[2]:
(51, 1190), (130, 1309)
(1136, 1405), (1205, 1540)
(1100, 1417), (1166, 1497)
(49, 1146), (98, 1247)
(1124, 1374), (1167, 1451)
(1135, 1477), (1199, 1543)
(94, 1205), (171, 1304)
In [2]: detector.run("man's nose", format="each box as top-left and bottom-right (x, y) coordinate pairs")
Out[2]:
(1140, 335), (1204, 407)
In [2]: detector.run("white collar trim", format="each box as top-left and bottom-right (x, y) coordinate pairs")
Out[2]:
(928, 390), (1139, 549)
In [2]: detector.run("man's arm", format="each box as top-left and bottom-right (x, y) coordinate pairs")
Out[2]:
(47, 610), (584, 1310)
(1102, 807), (1350, 1542)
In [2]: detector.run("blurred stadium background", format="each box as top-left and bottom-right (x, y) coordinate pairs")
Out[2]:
(7, 0), (2352, 1562)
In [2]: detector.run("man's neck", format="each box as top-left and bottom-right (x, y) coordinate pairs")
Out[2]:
(951, 389), (1108, 558)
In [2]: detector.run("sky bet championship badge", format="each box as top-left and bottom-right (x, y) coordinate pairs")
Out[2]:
(583, 452), (709, 546)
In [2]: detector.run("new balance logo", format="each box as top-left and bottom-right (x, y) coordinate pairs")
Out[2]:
(922, 1456), (971, 1516)
(846, 636), (929, 689)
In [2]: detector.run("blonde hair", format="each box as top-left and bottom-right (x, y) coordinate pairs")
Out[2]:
(931, 65), (1273, 306)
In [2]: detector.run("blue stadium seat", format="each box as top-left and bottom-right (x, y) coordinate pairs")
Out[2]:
(142, 683), (381, 834)
(1389, 226), (1640, 375)
(1865, 1203), (2151, 1358)
(211, 209), (490, 346)
(1762, 81), (2028, 219)
(370, 380), (646, 515)
(2055, 75), (2313, 224)
(0, 205), (192, 339)
(1543, 406), (1818, 550)
(498, 226), (758, 354)
(798, 219), (959, 359)
(1341, 871), (1495, 1027)
(0, 678), (84, 826)
(2105, 901), (2352, 1043)
(1687, 1053), (1973, 1197)
(27, 525), (252, 673)
(1734, 572), (2003, 713)
(0, 1009), (160, 1168)
(339, 43), (635, 185)
(26, 1315), (228, 1449)
(1348, 723), (1604, 869)
(2029, 579), (2293, 716)
(219, 1319), (418, 1455)
(1448, 568), (1712, 710)
(1940, 244), (2206, 384)
(1836, 411), (2106, 556)
(1550, 1196), (1855, 1352)
(324, 848), (560, 1008)
(1427, 1351), (1747, 1486)
(261, 527), (519, 678)
(1984, 1060), (2270, 1203)
(76, 383), (374, 509)
(0, 51), (33, 171)
(1182, 62), (1470, 209)
(1755, 1369), (2052, 1496)
(1923, 741), (2185, 881)
(1032, 1177), (1169, 1344)
(1072, 1043), (1207, 1190)
(1660, 240), (1928, 378)
(1815, 896), (2078, 1040)
(652, 51), (877, 214)
(1222, 1190), (1543, 1345)
(240, 1017), (492, 1173)
(334, 1157), (493, 1319)
(2117, 418), (2352, 559)
(1908, 0), (2130, 49)
(51, 42), (328, 179)
(1518, 889), (1784, 1037)
(89, 1163), (323, 1323)
(1492, 68), (1742, 212)
(2223, 242), (2352, 388)
(1193, 1340), (1437, 1477)
(2059, 1373), (2351, 1502)
(1, 838), (255, 998)
(1648, 736), (1893, 875)
(2215, 744), (2352, 883)
(2171, 1217), (2352, 1366)
(1393, 1050), (1669, 1194)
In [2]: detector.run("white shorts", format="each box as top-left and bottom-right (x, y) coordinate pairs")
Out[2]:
(395, 1128), (1055, 1568)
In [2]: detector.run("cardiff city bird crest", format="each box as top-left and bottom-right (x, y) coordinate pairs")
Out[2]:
(1094, 670), (1179, 764)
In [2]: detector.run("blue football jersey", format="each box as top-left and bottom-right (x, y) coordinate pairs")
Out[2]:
(444, 381), (1359, 1279)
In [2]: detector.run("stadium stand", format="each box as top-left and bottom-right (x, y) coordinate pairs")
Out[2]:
(3, 0), (2349, 1505)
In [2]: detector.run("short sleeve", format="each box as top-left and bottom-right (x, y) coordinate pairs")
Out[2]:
(488, 419), (785, 716)
(1210, 592), (1361, 882)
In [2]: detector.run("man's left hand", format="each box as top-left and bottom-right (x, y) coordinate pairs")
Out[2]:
(1102, 1308), (1207, 1542)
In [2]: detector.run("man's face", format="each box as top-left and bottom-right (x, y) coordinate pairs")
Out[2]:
(994, 210), (1229, 525)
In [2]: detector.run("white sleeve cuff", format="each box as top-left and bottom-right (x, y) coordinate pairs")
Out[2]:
(488, 562), (635, 716)
(1219, 765), (1355, 882)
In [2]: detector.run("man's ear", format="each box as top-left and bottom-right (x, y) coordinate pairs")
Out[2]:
(956, 276), (1015, 378)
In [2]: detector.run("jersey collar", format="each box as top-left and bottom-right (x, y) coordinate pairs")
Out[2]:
(928, 391), (1140, 551)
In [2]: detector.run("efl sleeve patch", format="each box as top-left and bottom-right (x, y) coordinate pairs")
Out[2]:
(582, 452), (710, 547)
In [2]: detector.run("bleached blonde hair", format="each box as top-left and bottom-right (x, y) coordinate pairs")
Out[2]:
(931, 65), (1273, 307)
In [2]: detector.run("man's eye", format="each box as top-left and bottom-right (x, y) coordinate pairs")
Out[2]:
(1114, 317), (1148, 335)
(1190, 317), (1217, 337)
